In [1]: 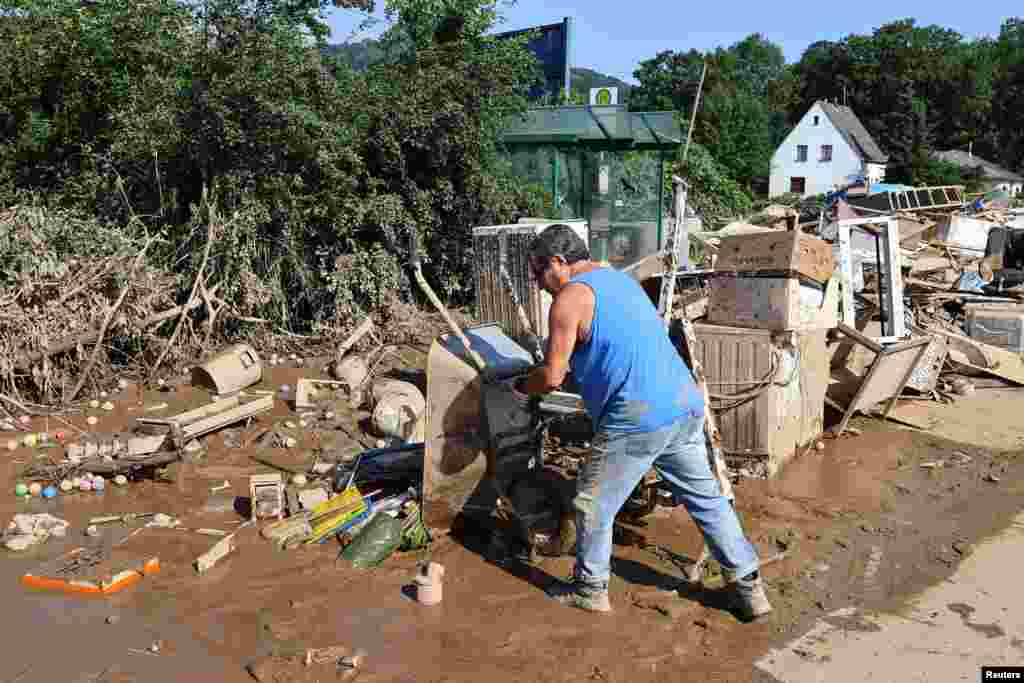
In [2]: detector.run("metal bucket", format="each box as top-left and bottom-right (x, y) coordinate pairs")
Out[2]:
(191, 344), (262, 395)
(370, 380), (425, 442)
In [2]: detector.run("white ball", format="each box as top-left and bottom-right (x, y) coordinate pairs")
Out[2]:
(86, 416), (99, 426)
(114, 475), (128, 486)
(117, 379), (128, 390)
(60, 480), (73, 492)
(89, 400), (100, 409)
(291, 473), (308, 486)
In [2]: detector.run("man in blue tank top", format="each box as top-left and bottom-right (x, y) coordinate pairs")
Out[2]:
(513, 224), (771, 620)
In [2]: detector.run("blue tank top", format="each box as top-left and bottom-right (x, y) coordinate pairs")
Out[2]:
(568, 268), (704, 433)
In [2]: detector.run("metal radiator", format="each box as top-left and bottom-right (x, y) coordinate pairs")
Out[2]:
(472, 221), (588, 346)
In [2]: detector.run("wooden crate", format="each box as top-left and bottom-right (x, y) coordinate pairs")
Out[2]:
(707, 274), (838, 332)
(693, 324), (828, 477)
(714, 231), (835, 285)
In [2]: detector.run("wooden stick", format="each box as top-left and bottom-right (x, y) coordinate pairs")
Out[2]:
(67, 239), (154, 402)
(150, 216), (214, 380)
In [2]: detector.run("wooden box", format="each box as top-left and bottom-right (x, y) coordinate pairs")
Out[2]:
(250, 473), (284, 521)
(707, 274), (838, 332)
(715, 231), (835, 285)
(693, 324), (829, 477)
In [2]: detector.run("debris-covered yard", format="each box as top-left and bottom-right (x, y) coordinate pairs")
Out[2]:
(2, 187), (1024, 683)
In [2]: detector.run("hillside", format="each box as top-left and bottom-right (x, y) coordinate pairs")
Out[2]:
(325, 40), (630, 102)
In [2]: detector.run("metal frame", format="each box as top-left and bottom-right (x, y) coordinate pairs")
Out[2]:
(837, 216), (906, 343)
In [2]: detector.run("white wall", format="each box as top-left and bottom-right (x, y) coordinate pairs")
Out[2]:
(769, 102), (876, 197)
(865, 162), (886, 184)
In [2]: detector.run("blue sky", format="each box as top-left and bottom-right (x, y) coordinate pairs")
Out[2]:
(325, 1), (1018, 84)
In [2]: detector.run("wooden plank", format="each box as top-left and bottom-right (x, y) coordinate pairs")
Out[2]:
(180, 394), (274, 442)
(859, 340), (930, 409)
(337, 318), (375, 360)
(195, 534), (237, 574)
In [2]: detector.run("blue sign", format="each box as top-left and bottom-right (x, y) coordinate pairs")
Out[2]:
(493, 17), (572, 101)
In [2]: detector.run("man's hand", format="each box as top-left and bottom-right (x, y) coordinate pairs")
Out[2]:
(508, 377), (533, 408)
(517, 282), (593, 395)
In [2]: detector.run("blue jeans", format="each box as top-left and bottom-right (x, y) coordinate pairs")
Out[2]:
(572, 412), (760, 590)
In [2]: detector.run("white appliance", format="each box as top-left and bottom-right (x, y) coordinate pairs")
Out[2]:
(472, 220), (589, 346)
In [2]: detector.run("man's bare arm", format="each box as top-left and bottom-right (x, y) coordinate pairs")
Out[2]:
(518, 283), (593, 394)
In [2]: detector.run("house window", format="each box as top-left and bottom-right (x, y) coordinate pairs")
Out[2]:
(796, 145), (808, 162)
(813, 115), (820, 126)
(790, 177), (806, 194)
(820, 145), (833, 162)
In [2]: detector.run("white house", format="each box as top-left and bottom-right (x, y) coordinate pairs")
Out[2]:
(769, 100), (888, 198)
(931, 150), (1023, 196)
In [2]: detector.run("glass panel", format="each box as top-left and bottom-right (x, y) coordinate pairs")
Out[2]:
(581, 149), (662, 267)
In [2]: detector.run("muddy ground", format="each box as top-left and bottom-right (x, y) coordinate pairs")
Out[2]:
(1, 352), (1022, 682)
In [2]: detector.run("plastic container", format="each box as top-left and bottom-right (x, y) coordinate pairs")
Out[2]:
(191, 344), (262, 395)
(966, 306), (1024, 352)
(370, 380), (425, 442)
(414, 562), (445, 605)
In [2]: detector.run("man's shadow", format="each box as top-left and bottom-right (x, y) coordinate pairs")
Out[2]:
(449, 513), (728, 613)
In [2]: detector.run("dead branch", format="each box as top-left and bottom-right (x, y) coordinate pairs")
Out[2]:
(67, 239), (155, 402)
(149, 219), (214, 381)
(14, 283), (221, 371)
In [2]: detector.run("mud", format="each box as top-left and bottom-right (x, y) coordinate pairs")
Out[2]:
(1, 359), (1022, 682)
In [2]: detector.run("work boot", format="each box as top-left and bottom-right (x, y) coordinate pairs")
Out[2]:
(546, 579), (612, 613)
(728, 571), (772, 621)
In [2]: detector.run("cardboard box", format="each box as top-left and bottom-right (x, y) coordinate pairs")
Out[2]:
(707, 274), (839, 332)
(714, 231), (835, 285)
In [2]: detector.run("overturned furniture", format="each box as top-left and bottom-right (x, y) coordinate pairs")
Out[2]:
(826, 324), (931, 434)
(135, 393), (273, 448)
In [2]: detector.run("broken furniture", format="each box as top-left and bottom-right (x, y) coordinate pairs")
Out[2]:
(837, 216), (907, 342)
(825, 324), (932, 434)
(691, 323), (828, 477)
(135, 392), (273, 448)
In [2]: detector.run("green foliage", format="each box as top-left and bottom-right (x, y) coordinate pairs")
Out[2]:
(789, 18), (1024, 181)
(914, 158), (965, 187)
(630, 34), (783, 188)
(0, 0), (542, 331)
(669, 142), (753, 228)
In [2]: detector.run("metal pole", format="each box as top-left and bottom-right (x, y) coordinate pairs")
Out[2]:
(656, 149), (665, 249)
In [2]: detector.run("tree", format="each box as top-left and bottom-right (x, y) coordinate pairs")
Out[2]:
(630, 34), (786, 191)
(0, 0), (545, 330)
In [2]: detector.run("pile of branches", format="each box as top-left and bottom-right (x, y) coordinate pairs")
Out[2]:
(0, 203), (464, 411)
(0, 204), (266, 408)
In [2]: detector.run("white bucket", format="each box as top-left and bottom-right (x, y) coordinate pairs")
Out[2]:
(370, 380), (425, 441)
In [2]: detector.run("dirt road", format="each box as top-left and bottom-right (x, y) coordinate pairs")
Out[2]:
(1, 375), (1021, 682)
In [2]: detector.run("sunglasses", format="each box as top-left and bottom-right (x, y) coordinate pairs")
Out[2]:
(530, 255), (561, 281)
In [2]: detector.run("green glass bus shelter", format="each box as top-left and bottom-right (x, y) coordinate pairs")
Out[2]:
(499, 105), (683, 268)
